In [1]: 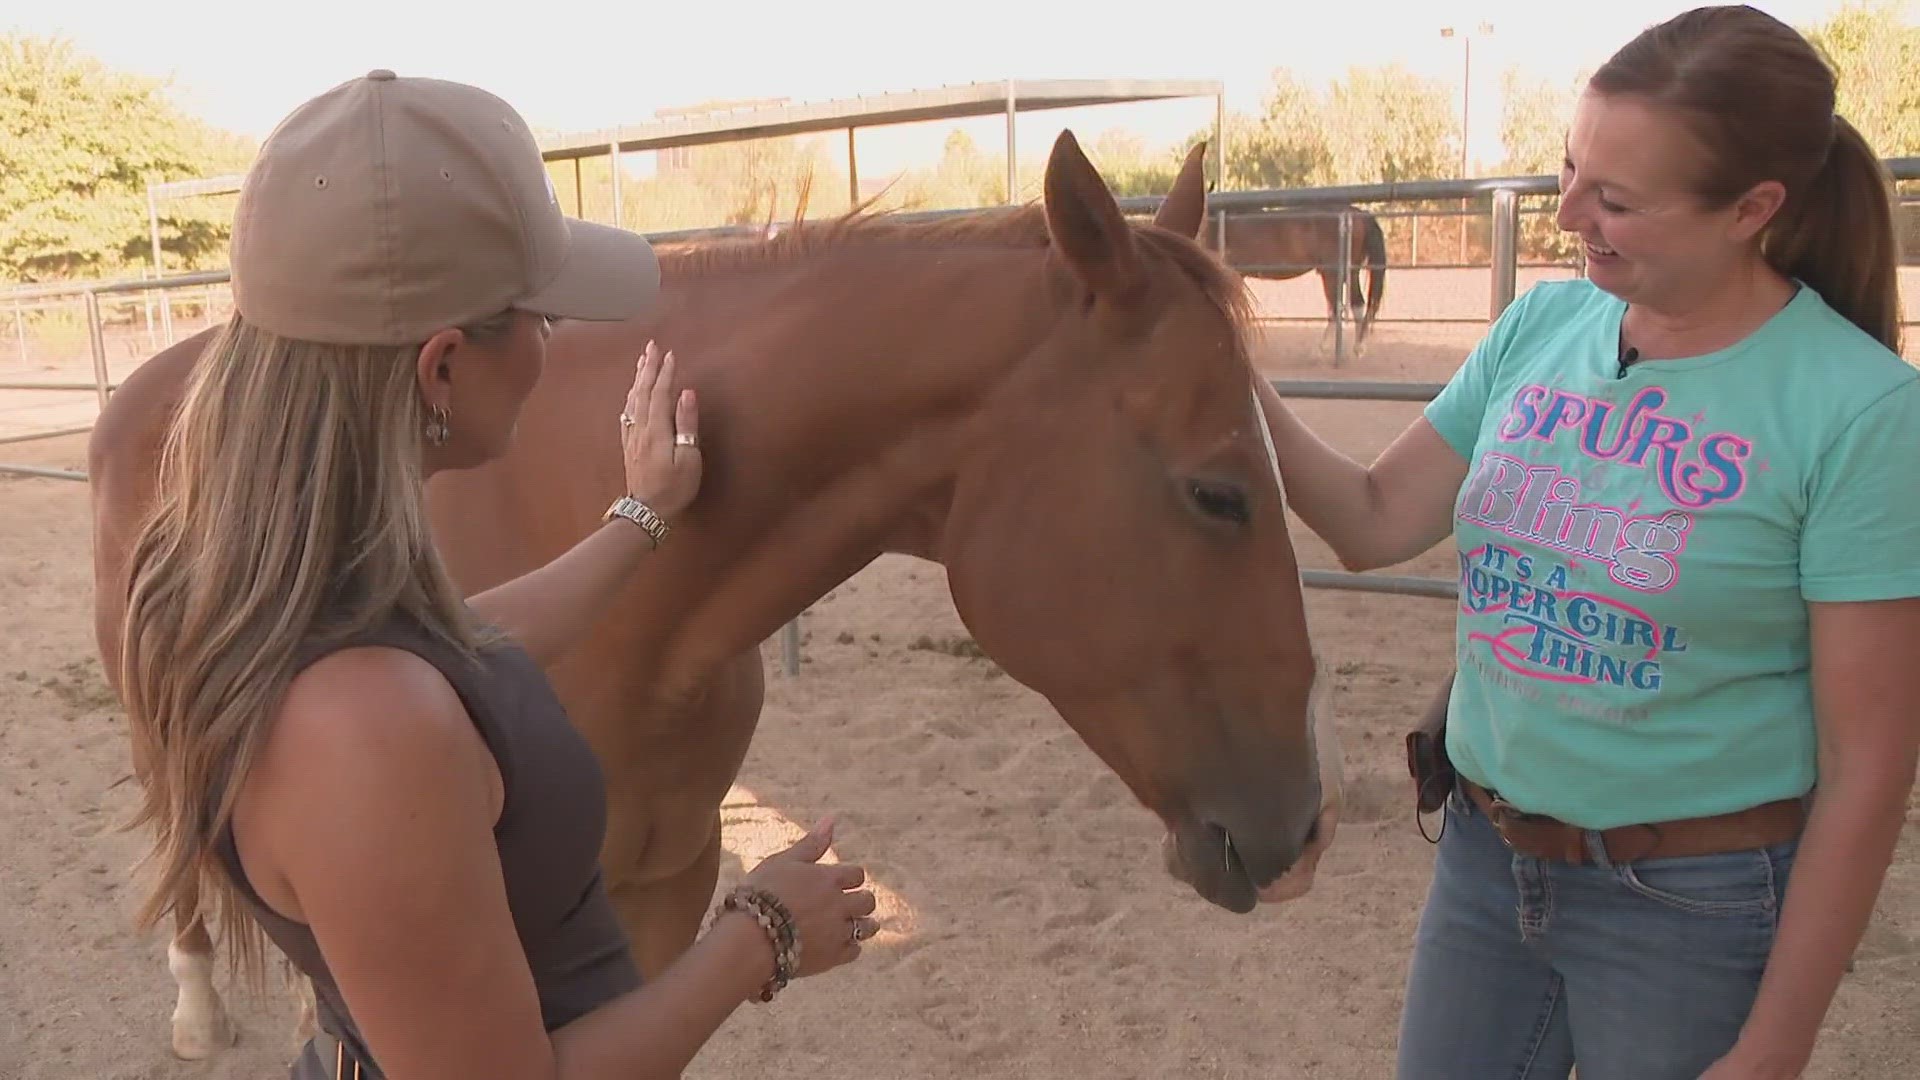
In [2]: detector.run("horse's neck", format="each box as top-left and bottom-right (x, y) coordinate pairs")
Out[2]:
(635, 243), (1050, 688)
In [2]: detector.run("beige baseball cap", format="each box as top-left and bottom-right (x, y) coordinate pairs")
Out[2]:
(228, 69), (660, 345)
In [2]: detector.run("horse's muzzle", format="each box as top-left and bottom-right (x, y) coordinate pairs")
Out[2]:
(1160, 776), (1320, 913)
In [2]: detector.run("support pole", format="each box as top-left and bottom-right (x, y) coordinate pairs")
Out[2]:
(1490, 188), (1519, 318)
(847, 127), (859, 208)
(1333, 211), (1353, 367)
(1213, 92), (1226, 192)
(609, 142), (622, 228)
(146, 183), (162, 280)
(146, 182), (174, 343)
(84, 291), (110, 412)
(1005, 79), (1017, 205)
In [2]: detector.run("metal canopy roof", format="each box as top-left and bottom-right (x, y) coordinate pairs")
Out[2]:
(147, 77), (1223, 199)
(534, 78), (1225, 161)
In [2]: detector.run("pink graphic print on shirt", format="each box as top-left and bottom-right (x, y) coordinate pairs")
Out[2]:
(1453, 383), (1751, 694)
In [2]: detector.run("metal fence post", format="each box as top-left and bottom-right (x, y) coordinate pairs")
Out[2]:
(1490, 187), (1519, 319)
(84, 291), (111, 412)
(1333, 210), (1352, 367)
(782, 617), (801, 676)
(608, 142), (622, 228)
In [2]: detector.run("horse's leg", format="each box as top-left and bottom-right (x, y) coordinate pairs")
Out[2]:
(1315, 268), (1340, 354)
(607, 816), (726, 979)
(590, 650), (766, 981)
(1347, 268), (1368, 358)
(166, 902), (235, 1059)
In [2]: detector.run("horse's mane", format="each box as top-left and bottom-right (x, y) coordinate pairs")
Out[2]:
(655, 202), (1256, 349)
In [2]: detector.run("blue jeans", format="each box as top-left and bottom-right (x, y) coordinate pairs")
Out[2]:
(1395, 781), (1799, 1079)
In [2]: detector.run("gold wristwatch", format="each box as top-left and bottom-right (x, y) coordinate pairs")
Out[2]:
(603, 495), (670, 548)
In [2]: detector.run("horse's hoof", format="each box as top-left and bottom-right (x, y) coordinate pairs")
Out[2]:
(170, 1004), (237, 1060)
(167, 938), (236, 1059)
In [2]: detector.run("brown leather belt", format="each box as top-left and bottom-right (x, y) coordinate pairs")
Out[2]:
(1460, 778), (1808, 865)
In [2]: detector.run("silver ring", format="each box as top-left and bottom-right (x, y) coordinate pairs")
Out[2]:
(619, 413), (635, 428)
(851, 920), (873, 943)
(674, 432), (697, 447)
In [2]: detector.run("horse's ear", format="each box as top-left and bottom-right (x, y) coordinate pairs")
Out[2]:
(1043, 129), (1143, 299)
(1152, 140), (1209, 240)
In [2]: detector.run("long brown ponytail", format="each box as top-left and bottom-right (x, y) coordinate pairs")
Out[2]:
(1763, 115), (1901, 352)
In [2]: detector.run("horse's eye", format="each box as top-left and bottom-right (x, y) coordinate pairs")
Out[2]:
(1189, 479), (1249, 524)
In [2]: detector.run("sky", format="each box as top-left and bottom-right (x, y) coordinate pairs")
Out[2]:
(3, 0), (1883, 180)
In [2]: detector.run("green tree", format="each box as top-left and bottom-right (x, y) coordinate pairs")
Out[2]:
(1088, 127), (1185, 197)
(1804, 0), (1920, 157)
(1801, 0), (1920, 258)
(1321, 64), (1459, 184)
(854, 128), (1044, 213)
(679, 132), (845, 226)
(1216, 71), (1334, 190)
(1497, 67), (1589, 262)
(0, 35), (255, 282)
(1259, 72), (1337, 187)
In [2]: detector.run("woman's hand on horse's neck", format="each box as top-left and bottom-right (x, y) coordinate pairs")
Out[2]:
(465, 519), (659, 667)
(465, 337), (698, 668)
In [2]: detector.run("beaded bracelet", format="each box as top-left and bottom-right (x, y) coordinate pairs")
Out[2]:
(713, 885), (799, 1002)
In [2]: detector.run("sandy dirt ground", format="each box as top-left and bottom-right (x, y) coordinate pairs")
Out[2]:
(1, 268), (1915, 1078)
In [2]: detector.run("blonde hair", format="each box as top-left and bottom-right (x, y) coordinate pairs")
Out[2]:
(116, 308), (513, 982)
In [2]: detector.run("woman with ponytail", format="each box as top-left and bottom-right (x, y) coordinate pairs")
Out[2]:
(1250, 6), (1920, 1077)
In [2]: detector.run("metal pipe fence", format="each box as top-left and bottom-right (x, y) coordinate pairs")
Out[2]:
(10, 159), (1920, 646)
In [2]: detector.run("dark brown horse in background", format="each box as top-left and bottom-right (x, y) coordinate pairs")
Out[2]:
(1203, 204), (1387, 357)
(89, 133), (1341, 1061)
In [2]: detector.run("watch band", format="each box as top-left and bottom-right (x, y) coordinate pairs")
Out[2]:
(603, 495), (670, 548)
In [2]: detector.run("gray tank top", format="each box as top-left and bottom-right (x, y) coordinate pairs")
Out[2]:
(213, 610), (641, 1077)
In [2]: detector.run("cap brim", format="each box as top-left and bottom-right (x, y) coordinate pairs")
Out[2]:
(519, 218), (661, 323)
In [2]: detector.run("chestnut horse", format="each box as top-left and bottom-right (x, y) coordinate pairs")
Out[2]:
(87, 132), (1338, 1060)
(1205, 204), (1387, 357)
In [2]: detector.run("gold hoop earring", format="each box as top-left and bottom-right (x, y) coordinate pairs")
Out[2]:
(424, 404), (451, 447)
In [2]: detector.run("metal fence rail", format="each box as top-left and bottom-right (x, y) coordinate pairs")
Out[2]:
(12, 158), (1920, 643)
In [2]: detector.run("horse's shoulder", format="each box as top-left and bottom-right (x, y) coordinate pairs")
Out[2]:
(88, 327), (216, 493)
(87, 327), (221, 677)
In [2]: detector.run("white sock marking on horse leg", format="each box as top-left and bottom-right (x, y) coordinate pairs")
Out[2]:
(167, 938), (235, 1059)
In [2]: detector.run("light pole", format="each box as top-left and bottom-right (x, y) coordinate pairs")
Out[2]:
(1438, 21), (1495, 176)
(1440, 21), (1495, 259)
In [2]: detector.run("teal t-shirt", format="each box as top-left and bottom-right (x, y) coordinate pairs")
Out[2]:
(1424, 277), (1920, 830)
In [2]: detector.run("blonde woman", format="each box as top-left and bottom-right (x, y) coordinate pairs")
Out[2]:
(94, 71), (876, 1079)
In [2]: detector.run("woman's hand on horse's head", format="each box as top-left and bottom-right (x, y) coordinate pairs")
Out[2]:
(620, 339), (703, 521)
(742, 817), (880, 979)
